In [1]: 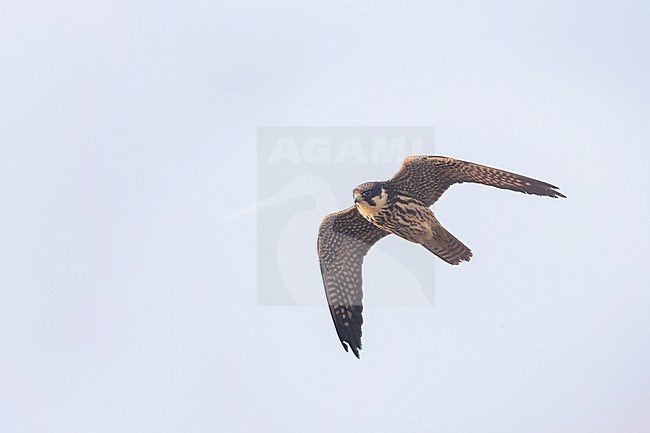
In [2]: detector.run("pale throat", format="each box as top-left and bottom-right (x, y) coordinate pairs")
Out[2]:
(355, 188), (388, 218)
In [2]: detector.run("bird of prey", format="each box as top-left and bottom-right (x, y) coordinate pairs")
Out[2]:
(317, 155), (565, 358)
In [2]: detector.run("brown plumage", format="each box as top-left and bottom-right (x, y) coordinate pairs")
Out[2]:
(317, 155), (565, 358)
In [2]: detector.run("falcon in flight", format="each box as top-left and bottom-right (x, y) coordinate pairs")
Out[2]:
(317, 155), (565, 358)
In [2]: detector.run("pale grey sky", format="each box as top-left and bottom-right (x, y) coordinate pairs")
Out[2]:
(1, 1), (649, 432)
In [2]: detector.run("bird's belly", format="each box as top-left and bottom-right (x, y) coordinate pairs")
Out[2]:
(368, 204), (434, 243)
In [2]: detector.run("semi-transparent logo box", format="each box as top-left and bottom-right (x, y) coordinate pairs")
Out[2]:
(256, 126), (436, 306)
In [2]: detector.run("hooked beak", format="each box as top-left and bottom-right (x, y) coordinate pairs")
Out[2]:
(354, 196), (362, 203)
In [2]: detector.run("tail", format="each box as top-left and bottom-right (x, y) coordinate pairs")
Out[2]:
(421, 221), (473, 265)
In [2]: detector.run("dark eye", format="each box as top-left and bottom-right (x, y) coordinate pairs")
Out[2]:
(363, 191), (371, 197)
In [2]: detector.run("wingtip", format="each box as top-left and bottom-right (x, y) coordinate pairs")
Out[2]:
(533, 182), (565, 199)
(351, 346), (361, 359)
(341, 340), (361, 358)
(547, 186), (566, 199)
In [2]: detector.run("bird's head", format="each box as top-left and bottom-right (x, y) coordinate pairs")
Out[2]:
(353, 182), (389, 215)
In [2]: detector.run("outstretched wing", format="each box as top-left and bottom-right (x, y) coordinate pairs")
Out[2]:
(317, 206), (389, 358)
(390, 155), (565, 206)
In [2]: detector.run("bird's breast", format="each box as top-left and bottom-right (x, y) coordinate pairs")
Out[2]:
(368, 195), (435, 242)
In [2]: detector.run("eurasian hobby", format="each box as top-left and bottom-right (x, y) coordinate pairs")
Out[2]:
(317, 155), (565, 358)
